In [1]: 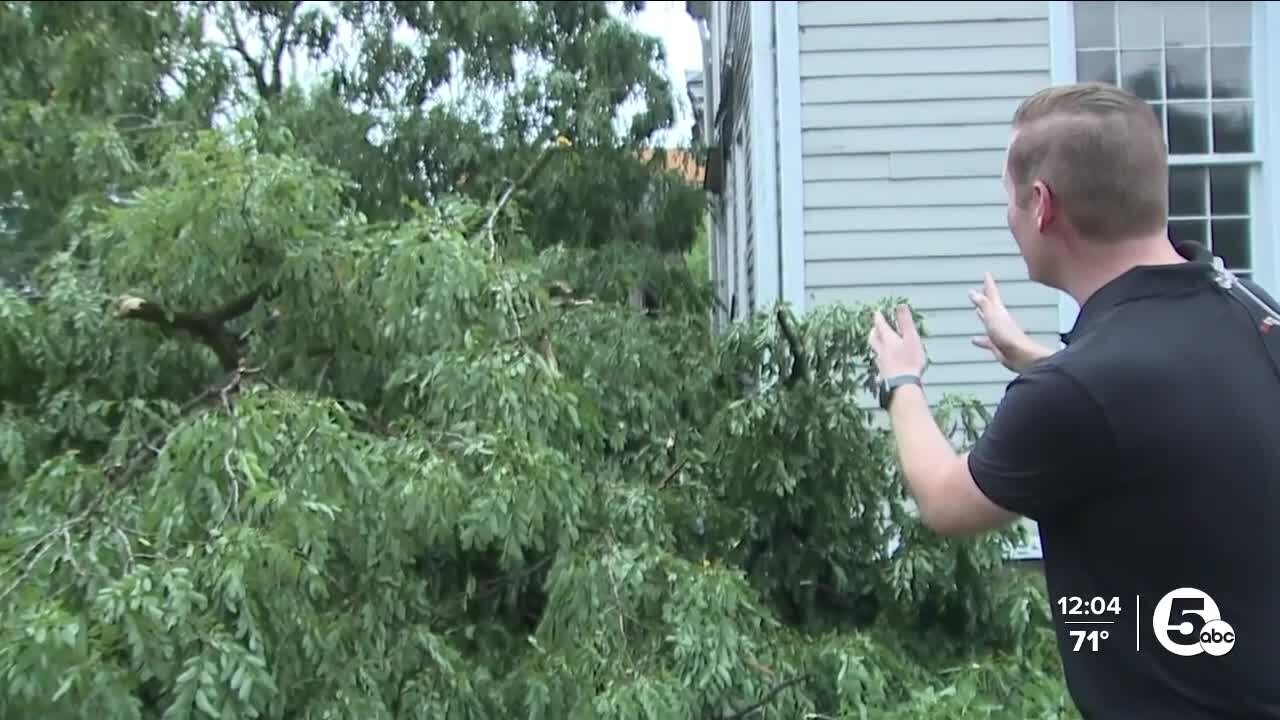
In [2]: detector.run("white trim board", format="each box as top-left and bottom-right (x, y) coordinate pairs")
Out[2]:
(1259, 1), (1280, 295)
(749, 1), (780, 310)
(1047, 1), (1081, 336)
(774, 0), (805, 315)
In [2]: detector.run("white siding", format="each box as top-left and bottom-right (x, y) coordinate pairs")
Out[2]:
(724, 1), (755, 318)
(708, 1), (757, 323)
(797, 0), (1061, 409)
(704, 1), (758, 330)
(715, 34), (729, 328)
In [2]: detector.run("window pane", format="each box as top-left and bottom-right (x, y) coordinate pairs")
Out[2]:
(1211, 219), (1250, 270)
(1209, 166), (1248, 216)
(1212, 101), (1253, 153)
(1119, 1), (1162, 48)
(1168, 103), (1209, 154)
(1166, 48), (1208, 99)
(1164, 1), (1207, 47)
(1170, 220), (1207, 246)
(1121, 50), (1162, 100)
(1169, 166), (1206, 217)
(1210, 1), (1252, 45)
(1211, 47), (1250, 99)
(1075, 1), (1117, 48)
(1077, 50), (1117, 85)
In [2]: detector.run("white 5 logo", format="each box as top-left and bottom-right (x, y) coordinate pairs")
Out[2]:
(1152, 588), (1236, 657)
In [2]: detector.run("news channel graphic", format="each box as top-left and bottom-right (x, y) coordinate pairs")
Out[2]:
(1055, 588), (1236, 656)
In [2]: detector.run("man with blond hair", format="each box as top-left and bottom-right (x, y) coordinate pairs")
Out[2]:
(868, 81), (1280, 718)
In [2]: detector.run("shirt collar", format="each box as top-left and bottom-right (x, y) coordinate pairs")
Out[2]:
(1060, 241), (1217, 345)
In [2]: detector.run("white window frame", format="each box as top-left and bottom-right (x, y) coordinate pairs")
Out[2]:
(1050, 0), (1280, 334)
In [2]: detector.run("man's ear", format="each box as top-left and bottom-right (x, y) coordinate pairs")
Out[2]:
(1034, 180), (1056, 233)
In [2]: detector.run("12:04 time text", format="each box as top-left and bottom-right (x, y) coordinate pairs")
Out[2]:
(1057, 596), (1122, 616)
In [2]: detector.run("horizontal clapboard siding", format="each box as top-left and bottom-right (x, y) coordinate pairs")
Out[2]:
(807, 228), (1024, 260)
(803, 99), (1026, 129)
(797, 0), (1058, 412)
(798, 1), (1047, 25)
(803, 73), (1048, 104)
(804, 124), (1013, 154)
(806, 255), (1033, 288)
(801, 19), (1049, 51)
(800, 46), (1049, 78)
(806, 176), (1005, 208)
(806, 205), (1008, 233)
(810, 280), (1051, 312)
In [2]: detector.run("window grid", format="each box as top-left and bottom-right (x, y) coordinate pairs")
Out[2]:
(1073, 0), (1256, 275)
(1076, 2), (1255, 155)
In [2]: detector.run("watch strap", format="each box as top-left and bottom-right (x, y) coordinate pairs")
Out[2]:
(878, 373), (922, 410)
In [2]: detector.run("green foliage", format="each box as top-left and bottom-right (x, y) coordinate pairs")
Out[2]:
(0, 0), (228, 280)
(684, 217), (710, 287)
(1, 2), (1078, 718)
(0, 130), (1078, 718)
(3, 1), (702, 282)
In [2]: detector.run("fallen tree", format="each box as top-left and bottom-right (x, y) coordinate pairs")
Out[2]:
(0, 130), (1076, 719)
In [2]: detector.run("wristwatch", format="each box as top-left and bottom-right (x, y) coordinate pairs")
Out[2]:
(878, 373), (922, 410)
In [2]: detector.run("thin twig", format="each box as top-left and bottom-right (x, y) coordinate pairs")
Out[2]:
(314, 357), (332, 394)
(214, 370), (247, 530)
(475, 135), (569, 257)
(657, 458), (687, 490)
(113, 525), (136, 574)
(607, 552), (630, 656)
(0, 539), (56, 605)
(61, 530), (85, 578)
(720, 674), (811, 720)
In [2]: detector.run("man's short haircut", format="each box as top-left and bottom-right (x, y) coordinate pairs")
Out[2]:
(1007, 82), (1169, 242)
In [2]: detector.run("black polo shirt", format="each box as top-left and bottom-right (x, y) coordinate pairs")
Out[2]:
(968, 241), (1280, 719)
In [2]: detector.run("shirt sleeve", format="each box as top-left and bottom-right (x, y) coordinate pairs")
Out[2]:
(967, 363), (1116, 522)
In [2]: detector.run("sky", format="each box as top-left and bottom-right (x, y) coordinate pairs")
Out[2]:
(622, 1), (705, 146)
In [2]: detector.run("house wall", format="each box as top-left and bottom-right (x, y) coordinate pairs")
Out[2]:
(730, 3), (756, 317)
(796, 0), (1063, 409)
(701, 1), (759, 329)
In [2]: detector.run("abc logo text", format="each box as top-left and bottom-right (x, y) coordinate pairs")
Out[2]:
(1151, 587), (1236, 657)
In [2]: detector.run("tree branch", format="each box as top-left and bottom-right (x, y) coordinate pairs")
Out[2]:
(719, 674), (811, 720)
(223, 11), (271, 99)
(0, 368), (261, 606)
(272, 2), (302, 95)
(113, 286), (265, 372)
(106, 368), (258, 489)
(475, 136), (571, 258)
(657, 458), (687, 490)
(777, 309), (808, 387)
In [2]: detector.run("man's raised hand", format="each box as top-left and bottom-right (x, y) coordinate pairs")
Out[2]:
(968, 272), (1053, 373)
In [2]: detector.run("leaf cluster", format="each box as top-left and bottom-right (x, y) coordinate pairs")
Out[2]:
(0, 132), (1077, 720)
